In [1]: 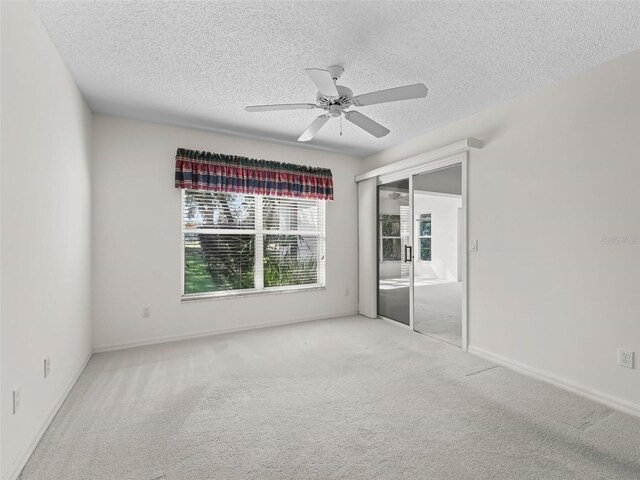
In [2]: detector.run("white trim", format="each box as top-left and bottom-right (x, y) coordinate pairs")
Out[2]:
(460, 153), (469, 351)
(355, 138), (482, 183)
(378, 169), (414, 186)
(180, 189), (186, 297)
(379, 315), (412, 330)
(391, 151), (467, 184)
(6, 352), (93, 480)
(457, 207), (463, 281)
(408, 175), (415, 331)
(181, 285), (326, 302)
(468, 345), (640, 419)
(92, 311), (358, 353)
(414, 191), (462, 199)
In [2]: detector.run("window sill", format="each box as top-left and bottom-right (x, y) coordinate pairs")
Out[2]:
(181, 284), (326, 303)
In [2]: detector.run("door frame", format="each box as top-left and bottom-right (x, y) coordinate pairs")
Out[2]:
(377, 152), (468, 351)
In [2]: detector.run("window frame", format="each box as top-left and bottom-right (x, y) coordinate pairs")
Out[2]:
(181, 190), (326, 301)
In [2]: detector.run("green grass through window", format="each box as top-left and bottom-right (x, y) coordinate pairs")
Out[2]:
(184, 251), (217, 294)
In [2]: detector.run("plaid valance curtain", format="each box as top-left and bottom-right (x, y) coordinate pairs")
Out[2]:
(174, 148), (334, 201)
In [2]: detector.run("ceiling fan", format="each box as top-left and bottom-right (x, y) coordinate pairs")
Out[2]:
(245, 65), (428, 142)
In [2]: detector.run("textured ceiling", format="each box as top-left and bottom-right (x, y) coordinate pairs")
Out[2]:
(33, 1), (640, 157)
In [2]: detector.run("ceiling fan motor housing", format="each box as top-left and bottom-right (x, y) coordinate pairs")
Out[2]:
(316, 85), (353, 111)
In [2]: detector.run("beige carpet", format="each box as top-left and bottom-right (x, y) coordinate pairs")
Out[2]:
(20, 316), (640, 479)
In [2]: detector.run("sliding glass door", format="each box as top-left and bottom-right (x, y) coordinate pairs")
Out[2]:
(375, 160), (466, 349)
(377, 179), (411, 325)
(412, 164), (464, 347)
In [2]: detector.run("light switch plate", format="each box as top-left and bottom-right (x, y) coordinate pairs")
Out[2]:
(12, 386), (21, 414)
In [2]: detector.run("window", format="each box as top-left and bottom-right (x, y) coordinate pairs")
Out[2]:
(182, 190), (325, 298)
(419, 213), (432, 261)
(379, 214), (401, 261)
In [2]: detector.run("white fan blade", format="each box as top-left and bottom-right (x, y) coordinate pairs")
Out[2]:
(352, 83), (428, 107)
(298, 115), (330, 142)
(246, 103), (317, 112)
(345, 111), (390, 138)
(305, 68), (339, 97)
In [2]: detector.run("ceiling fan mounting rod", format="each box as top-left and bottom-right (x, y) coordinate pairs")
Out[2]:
(326, 65), (344, 81)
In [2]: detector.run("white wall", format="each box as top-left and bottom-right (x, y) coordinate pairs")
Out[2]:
(413, 193), (461, 281)
(91, 115), (361, 351)
(0, 3), (93, 479)
(364, 49), (640, 413)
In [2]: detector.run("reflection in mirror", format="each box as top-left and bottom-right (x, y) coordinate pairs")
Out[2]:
(413, 165), (463, 346)
(377, 179), (410, 325)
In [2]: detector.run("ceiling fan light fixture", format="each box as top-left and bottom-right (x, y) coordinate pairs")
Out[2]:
(327, 105), (342, 117)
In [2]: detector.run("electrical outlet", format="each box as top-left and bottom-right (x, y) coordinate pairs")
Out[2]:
(143, 307), (151, 318)
(44, 357), (51, 378)
(618, 349), (634, 369)
(12, 386), (21, 414)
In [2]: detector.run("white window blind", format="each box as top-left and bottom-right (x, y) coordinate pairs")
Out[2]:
(182, 190), (325, 298)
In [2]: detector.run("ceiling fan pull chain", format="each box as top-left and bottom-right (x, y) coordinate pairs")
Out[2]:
(340, 114), (343, 136)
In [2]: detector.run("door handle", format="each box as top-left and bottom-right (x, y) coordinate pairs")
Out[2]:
(404, 245), (412, 262)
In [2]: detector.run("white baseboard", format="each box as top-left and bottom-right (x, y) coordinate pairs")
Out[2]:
(378, 315), (412, 331)
(6, 352), (93, 480)
(468, 345), (640, 419)
(93, 311), (360, 353)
